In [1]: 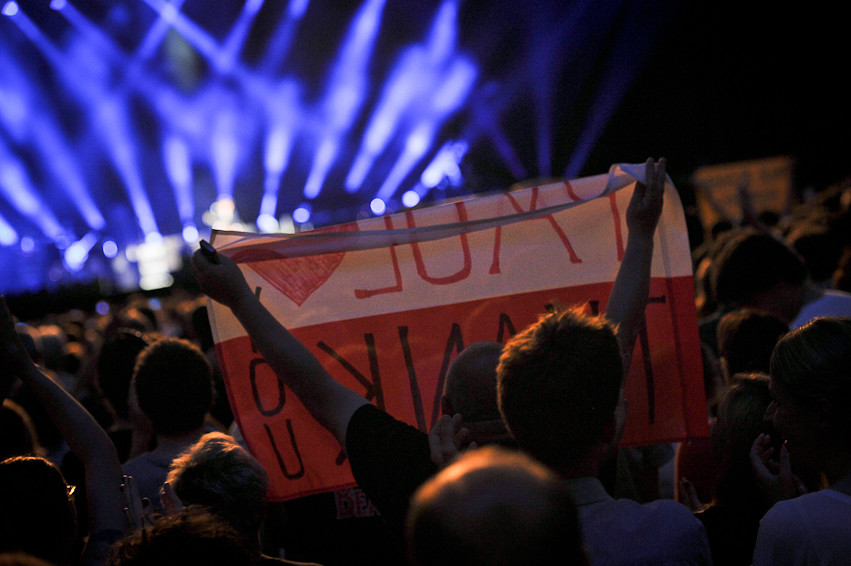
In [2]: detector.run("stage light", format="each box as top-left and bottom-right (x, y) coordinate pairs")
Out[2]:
(292, 204), (311, 224)
(182, 224), (199, 244)
(1, 2), (18, 16)
(164, 133), (195, 225)
(401, 190), (420, 208)
(370, 198), (386, 216)
(256, 213), (279, 233)
(64, 232), (98, 272)
(102, 239), (119, 258)
(0, 218), (18, 246)
(305, 0), (386, 198)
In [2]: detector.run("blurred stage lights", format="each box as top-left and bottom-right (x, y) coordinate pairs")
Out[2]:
(401, 190), (420, 208)
(369, 198), (386, 216)
(292, 204), (311, 224)
(1, 2), (18, 16)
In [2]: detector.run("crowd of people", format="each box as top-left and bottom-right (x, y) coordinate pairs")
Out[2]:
(1, 157), (851, 565)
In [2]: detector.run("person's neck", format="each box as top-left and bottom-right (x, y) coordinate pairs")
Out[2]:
(154, 428), (204, 455)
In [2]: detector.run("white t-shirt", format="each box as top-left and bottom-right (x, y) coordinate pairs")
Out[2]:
(753, 489), (851, 566)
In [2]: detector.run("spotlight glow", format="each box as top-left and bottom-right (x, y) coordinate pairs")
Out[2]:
(292, 205), (311, 224)
(401, 190), (420, 208)
(256, 213), (279, 233)
(102, 239), (119, 258)
(182, 224), (199, 244)
(1, 1), (18, 16)
(369, 198), (386, 216)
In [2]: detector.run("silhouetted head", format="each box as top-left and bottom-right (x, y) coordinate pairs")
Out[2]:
(442, 341), (513, 446)
(497, 305), (622, 474)
(0, 456), (77, 565)
(133, 337), (213, 437)
(407, 445), (588, 566)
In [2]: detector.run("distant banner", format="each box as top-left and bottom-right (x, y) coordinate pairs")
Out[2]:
(207, 163), (707, 501)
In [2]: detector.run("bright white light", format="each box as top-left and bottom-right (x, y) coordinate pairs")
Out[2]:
(211, 198), (236, 223)
(64, 242), (89, 272)
(293, 205), (311, 224)
(370, 198), (386, 216)
(49, 0), (66, 10)
(102, 239), (119, 258)
(0, 217), (17, 246)
(182, 224), (199, 244)
(20, 236), (34, 253)
(2, 1), (19, 16)
(257, 213), (279, 233)
(402, 190), (421, 208)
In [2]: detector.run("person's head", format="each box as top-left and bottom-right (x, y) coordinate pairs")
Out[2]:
(0, 400), (39, 461)
(710, 372), (773, 507)
(133, 337), (213, 437)
(441, 341), (513, 447)
(106, 508), (252, 566)
(166, 432), (268, 540)
(97, 329), (151, 421)
(767, 317), (851, 475)
(711, 228), (809, 322)
(717, 308), (788, 381)
(407, 445), (587, 566)
(0, 456), (77, 565)
(497, 305), (623, 475)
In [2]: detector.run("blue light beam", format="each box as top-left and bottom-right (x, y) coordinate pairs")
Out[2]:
(303, 0), (387, 199)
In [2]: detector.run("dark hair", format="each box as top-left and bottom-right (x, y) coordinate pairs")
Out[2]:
(106, 508), (253, 566)
(407, 446), (587, 566)
(0, 400), (38, 461)
(717, 308), (788, 378)
(497, 305), (622, 471)
(712, 228), (808, 307)
(710, 373), (773, 508)
(133, 337), (213, 436)
(0, 456), (77, 564)
(770, 317), (851, 439)
(97, 329), (151, 420)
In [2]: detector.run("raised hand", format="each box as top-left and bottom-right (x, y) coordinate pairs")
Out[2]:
(191, 242), (253, 309)
(625, 157), (666, 241)
(428, 413), (475, 469)
(750, 433), (807, 506)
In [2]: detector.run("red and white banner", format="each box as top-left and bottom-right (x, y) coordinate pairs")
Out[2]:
(207, 163), (707, 501)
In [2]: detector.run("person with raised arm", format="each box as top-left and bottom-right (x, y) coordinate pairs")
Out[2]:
(0, 296), (128, 565)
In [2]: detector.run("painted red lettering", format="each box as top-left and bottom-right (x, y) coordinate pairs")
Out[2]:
(409, 202), (472, 285)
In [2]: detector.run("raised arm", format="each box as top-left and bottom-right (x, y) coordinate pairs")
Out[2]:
(605, 158), (666, 375)
(191, 247), (368, 448)
(0, 296), (127, 560)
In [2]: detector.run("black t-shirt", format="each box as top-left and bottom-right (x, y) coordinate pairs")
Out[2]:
(345, 404), (437, 535)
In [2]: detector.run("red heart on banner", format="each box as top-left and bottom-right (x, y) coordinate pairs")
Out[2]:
(229, 224), (358, 307)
